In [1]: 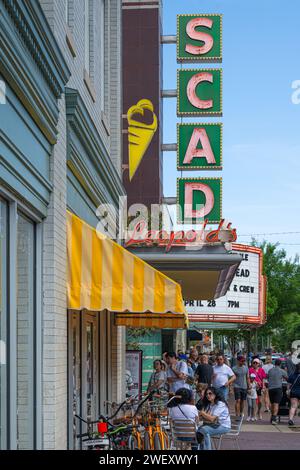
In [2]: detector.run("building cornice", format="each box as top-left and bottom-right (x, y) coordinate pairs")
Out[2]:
(66, 88), (126, 208)
(2, 0), (70, 98)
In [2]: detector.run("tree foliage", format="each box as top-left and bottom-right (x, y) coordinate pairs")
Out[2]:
(214, 242), (300, 353)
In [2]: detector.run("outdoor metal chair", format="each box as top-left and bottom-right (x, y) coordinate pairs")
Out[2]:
(212, 415), (244, 450)
(170, 419), (199, 450)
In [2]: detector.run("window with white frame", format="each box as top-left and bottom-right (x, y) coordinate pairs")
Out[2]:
(0, 198), (7, 450)
(0, 194), (42, 449)
(16, 213), (35, 450)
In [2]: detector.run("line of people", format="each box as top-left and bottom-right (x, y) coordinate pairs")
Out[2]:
(147, 351), (233, 450)
(147, 350), (300, 428)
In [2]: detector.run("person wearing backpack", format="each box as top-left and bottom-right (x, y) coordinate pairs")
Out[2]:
(287, 363), (300, 426)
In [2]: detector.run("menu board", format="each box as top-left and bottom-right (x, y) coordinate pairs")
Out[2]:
(125, 350), (143, 397)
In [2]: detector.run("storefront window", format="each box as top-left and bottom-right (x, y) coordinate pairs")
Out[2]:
(0, 199), (7, 449)
(16, 213), (35, 449)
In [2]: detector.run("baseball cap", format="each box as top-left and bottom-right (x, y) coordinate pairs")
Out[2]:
(237, 355), (245, 361)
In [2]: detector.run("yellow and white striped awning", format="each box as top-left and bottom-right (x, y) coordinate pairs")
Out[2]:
(67, 212), (187, 328)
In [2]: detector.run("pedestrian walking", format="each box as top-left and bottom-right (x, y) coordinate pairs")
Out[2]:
(246, 373), (258, 421)
(194, 354), (214, 388)
(197, 387), (231, 450)
(147, 359), (166, 394)
(212, 354), (236, 401)
(189, 348), (199, 372)
(286, 352), (296, 376)
(165, 352), (189, 394)
(287, 363), (300, 426)
(249, 358), (266, 419)
(262, 355), (274, 413)
(232, 355), (250, 417)
(268, 359), (288, 424)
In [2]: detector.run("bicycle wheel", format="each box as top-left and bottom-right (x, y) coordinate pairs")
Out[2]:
(143, 431), (151, 450)
(153, 432), (162, 450)
(161, 431), (169, 450)
(128, 435), (139, 450)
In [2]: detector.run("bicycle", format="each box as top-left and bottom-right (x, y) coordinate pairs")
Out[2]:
(75, 395), (137, 450)
(75, 415), (111, 450)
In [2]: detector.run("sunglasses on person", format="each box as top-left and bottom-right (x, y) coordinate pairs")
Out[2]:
(206, 392), (214, 396)
(253, 361), (260, 365)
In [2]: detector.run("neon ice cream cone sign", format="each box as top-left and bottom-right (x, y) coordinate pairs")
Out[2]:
(127, 99), (158, 181)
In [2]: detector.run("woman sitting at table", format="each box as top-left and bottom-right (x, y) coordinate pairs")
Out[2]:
(167, 387), (199, 423)
(197, 387), (231, 450)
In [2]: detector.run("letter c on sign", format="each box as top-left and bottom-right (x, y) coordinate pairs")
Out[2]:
(187, 72), (213, 109)
(185, 17), (214, 56)
(184, 182), (214, 219)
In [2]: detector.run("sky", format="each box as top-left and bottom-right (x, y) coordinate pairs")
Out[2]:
(162, 0), (300, 259)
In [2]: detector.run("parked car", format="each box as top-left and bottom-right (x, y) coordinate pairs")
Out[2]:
(260, 355), (287, 369)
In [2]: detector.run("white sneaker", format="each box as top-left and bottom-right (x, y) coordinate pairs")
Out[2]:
(246, 417), (251, 422)
(254, 417), (258, 421)
(251, 417), (255, 421)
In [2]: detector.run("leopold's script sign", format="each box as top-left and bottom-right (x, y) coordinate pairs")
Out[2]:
(125, 219), (236, 252)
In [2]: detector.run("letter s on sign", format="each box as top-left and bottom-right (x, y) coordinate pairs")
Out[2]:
(185, 18), (214, 56)
(291, 80), (300, 104)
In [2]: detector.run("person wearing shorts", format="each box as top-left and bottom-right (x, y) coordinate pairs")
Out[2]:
(262, 356), (274, 412)
(249, 359), (266, 419)
(232, 356), (250, 417)
(287, 363), (300, 426)
(268, 359), (288, 424)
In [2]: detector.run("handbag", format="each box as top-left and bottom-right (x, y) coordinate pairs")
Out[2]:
(202, 405), (220, 428)
(287, 374), (300, 398)
(203, 419), (220, 429)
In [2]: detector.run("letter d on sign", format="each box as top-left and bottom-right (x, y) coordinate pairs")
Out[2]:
(177, 177), (222, 224)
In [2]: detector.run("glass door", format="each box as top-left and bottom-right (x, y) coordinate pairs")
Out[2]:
(82, 313), (98, 424)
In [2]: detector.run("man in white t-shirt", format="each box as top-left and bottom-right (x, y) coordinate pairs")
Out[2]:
(212, 354), (236, 401)
(165, 352), (189, 393)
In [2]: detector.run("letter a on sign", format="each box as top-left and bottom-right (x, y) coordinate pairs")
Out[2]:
(177, 69), (222, 116)
(177, 14), (222, 63)
(177, 177), (222, 224)
(177, 123), (222, 170)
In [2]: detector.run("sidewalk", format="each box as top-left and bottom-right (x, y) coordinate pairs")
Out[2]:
(220, 394), (300, 450)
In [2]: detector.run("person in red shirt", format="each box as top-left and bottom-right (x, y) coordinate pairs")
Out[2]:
(249, 358), (267, 420)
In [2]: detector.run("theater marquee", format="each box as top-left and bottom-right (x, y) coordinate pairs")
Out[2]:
(185, 245), (267, 325)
